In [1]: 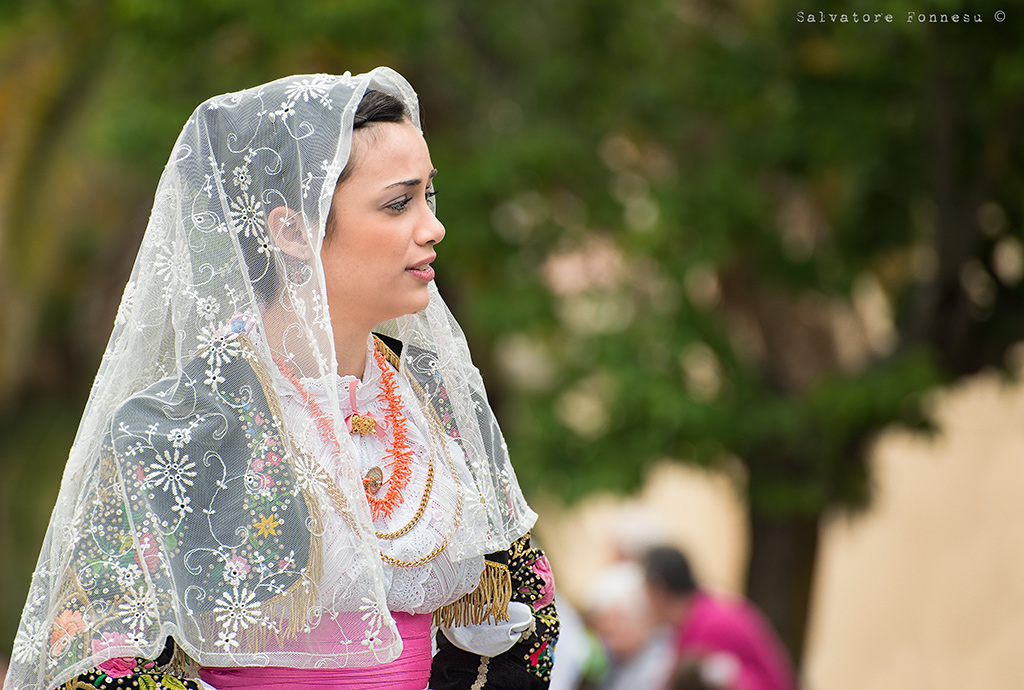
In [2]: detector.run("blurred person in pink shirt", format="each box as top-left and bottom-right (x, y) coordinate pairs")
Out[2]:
(642, 546), (797, 690)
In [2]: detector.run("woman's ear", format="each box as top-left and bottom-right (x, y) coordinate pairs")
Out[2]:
(268, 206), (312, 259)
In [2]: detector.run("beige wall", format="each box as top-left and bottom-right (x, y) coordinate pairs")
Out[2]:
(538, 369), (1024, 689)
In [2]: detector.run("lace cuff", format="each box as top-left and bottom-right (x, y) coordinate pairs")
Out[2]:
(439, 601), (534, 656)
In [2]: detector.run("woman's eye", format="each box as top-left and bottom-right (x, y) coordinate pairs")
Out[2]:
(386, 197), (412, 212)
(386, 188), (436, 213)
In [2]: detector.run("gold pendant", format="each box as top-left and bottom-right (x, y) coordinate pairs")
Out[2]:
(350, 413), (377, 436)
(363, 466), (384, 495)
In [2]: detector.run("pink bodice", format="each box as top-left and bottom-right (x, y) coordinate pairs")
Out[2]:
(199, 612), (432, 690)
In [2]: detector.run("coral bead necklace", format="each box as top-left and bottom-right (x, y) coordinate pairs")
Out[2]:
(275, 342), (412, 521)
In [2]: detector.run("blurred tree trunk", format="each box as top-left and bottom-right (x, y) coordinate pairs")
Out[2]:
(745, 511), (820, 667)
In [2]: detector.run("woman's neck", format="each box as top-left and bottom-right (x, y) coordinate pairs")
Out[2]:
(332, 326), (371, 379)
(260, 299), (371, 380)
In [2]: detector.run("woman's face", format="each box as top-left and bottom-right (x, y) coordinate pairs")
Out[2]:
(321, 121), (445, 332)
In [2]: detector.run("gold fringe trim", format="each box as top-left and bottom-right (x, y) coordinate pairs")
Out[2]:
(281, 519), (323, 640)
(373, 336), (401, 371)
(433, 560), (511, 628)
(241, 337), (327, 649)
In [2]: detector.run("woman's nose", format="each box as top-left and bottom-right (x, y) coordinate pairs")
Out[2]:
(418, 206), (445, 245)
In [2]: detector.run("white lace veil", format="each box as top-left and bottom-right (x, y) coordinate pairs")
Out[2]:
(6, 67), (536, 689)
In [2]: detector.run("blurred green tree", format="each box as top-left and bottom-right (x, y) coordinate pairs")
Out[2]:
(417, 0), (1024, 661)
(1, 0), (1022, 668)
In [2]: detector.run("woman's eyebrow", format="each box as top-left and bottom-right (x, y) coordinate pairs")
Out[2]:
(385, 169), (438, 189)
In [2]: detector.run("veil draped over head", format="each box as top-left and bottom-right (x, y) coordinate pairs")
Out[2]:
(7, 67), (536, 689)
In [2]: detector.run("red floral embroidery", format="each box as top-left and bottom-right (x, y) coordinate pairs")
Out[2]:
(97, 656), (138, 678)
(134, 533), (160, 573)
(531, 554), (555, 610)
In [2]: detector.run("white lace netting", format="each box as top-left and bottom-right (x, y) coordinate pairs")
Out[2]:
(6, 68), (536, 690)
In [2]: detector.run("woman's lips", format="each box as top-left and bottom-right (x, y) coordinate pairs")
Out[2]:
(406, 264), (435, 281)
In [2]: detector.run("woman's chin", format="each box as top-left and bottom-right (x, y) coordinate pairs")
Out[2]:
(381, 296), (431, 323)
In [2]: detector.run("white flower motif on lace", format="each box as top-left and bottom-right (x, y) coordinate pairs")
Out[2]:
(154, 241), (189, 295)
(249, 550), (270, 578)
(360, 628), (384, 650)
(255, 233), (275, 258)
(11, 619), (46, 664)
(147, 448), (197, 498)
(273, 100), (297, 122)
(196, 296), (221, 321)
(120, 629), (148, 647)
(115, 280), (137, 327)
(119, 589), (157, 631)
(172, 493), (193, 519)
(115, 563), (143, 589)
(284, 77), (335, 109)
(229, 192), (265, 238)
(214, 587), (262, 631)
(197, 325), (242, 368)
(204, 365), (225, 392)
(222, 554), (251, 587)
(166, 427), (193, 448)
(232, 163), (252, 192)
(289, 452), (318, 494)
(213, 629), (239, 652)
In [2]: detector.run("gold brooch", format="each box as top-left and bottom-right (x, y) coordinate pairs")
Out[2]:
(350, 413), (377, 436)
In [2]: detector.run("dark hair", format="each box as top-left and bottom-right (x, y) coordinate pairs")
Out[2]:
(324, 90), (412, 239)
(643, 546), (697, 597)
(354, 89), (411, 127)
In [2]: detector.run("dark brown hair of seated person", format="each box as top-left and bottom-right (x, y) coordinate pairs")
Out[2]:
(643, 545), (697, 597)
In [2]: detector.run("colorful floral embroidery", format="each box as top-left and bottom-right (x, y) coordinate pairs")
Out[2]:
(50, 610), (87, 655)
(531, 554), (556, 611)
(507, 533), (560, 682)
(38, 333), (316, 676)
(254, 514), (281, 538)
(97, 655), (137, 678)
(60, 657), (202, 690)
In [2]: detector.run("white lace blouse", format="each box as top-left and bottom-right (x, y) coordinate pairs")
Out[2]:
(277, 337), (486, 615)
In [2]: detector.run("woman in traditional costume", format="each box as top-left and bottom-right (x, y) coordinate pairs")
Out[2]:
(6, 68), (558, 690)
